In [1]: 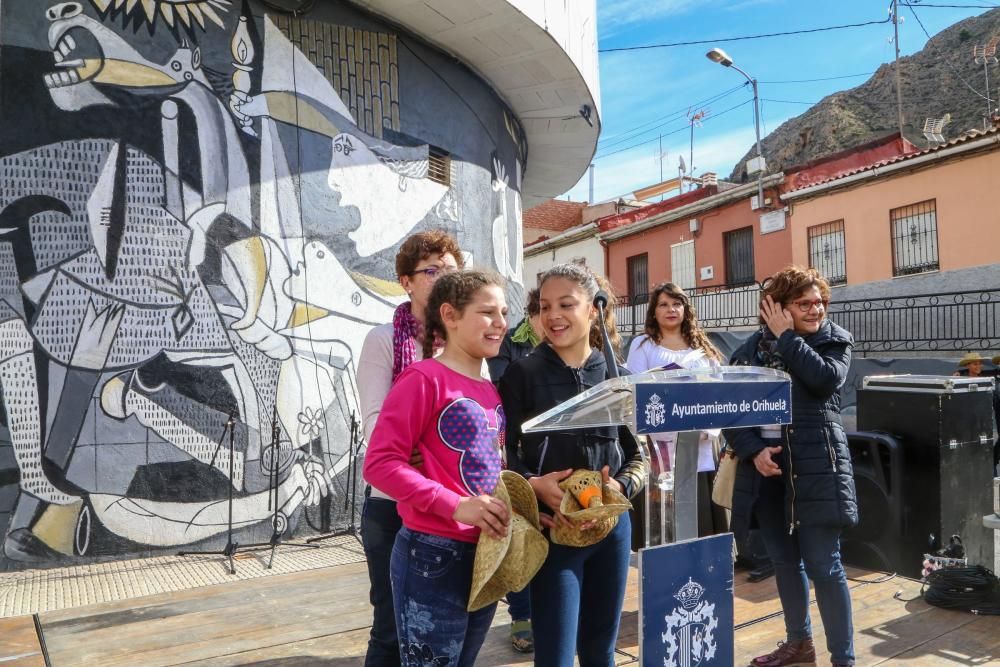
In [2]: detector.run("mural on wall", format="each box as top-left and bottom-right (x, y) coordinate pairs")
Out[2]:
(0, 0), (524, 568)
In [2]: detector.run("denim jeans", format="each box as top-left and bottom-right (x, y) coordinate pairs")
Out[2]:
(361, 494), (402, 667)
(506, 587), (531, 622)
(530, 513), (631, 667)
(755, 477), (855, 664)
(390, 527), (497, 667)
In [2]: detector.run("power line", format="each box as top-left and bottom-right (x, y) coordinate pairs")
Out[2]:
(900, 3), (999, 8)
(760, 72), (875, 84)
(594, 100), (754, 160)
(599, 17), (891, 53)
(597, 85), (748, 149)
(906, 2), (992, 101)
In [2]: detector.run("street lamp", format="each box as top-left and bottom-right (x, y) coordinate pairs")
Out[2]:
(706, 47), (766, 210)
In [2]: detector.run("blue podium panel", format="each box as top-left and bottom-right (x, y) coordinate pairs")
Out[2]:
(639, 534), (734, 667)
(636, 381), (791, 433)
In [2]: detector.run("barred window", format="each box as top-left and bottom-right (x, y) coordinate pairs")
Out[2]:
(427, 146), (451, 185)
(807, 220), (847, 285)
(724, 227), (755, 285)
(627, 253), (649, 304)
(891, 200), (939, 276)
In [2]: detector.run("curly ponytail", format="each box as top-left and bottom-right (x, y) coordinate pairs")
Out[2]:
(538, 264), (623, 362)
(422, 269), (506, 359)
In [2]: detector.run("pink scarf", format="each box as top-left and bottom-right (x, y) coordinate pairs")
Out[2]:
(392, 302), (421, 380)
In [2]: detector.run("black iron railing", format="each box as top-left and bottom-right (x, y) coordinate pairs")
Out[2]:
(830, 288), (1000, 353)
(614, 285), (1000, 353)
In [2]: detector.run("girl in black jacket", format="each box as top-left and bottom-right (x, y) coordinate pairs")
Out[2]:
(724, 267), (857, 667)
(499, 264), (645, 667)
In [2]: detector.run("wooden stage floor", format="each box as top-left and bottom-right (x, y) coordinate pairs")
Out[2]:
(3, 554), (1000, 666)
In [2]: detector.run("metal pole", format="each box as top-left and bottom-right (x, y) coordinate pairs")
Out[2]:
(731, 63), (765, 210)
(588, 163), (595, 203)
(893, 0), (905, 138)
(985, 60), (992, 131)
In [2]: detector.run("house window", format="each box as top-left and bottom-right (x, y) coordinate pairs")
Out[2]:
(807, 220), (847, 285)
(627, 253), (649, 304)
(724, 227), (755, 285)
(427, 146), (451, 186)
(891, 199), (939, 276)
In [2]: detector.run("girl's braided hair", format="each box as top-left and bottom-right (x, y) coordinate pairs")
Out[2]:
(422, 269), (506, 359)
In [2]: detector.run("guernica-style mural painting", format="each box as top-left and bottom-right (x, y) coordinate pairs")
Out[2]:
(0, 0), (527, 569)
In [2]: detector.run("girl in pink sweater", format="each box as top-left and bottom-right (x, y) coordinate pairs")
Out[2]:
(363, 270), (510, 667)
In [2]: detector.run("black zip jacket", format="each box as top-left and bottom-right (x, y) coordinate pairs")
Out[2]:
(723, 320), (858, 541)
(498, 343), (646, 501)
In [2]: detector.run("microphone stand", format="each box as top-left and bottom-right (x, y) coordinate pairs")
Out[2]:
(306, 409), (364, 546)
(594, 291), (620, 379)
(178, 412), (244, 575)
(238, 407), (319, 568)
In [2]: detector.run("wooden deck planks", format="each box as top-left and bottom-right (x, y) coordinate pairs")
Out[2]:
(0, 615), (45, 666)
(14, 559), (1000, 666)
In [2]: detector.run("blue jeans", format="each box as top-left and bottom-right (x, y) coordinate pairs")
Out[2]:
(530, 513), (631, 667)
(755, 477), (855, 664)
(361, 494), (402, 667)
(506, 587), (531, 622)
(390, 527), (497, 667)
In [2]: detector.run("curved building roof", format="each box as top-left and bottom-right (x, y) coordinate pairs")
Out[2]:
(348, 0), (601, 207)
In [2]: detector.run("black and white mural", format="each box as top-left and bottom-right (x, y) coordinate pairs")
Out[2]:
(0, 0), (526, 569)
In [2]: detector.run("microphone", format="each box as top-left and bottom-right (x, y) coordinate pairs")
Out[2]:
(592, 289), (619, 379)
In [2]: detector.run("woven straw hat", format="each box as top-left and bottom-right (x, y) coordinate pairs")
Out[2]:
(550, 469), (631, 548)
(959, 352), (987, 367)
(992, 354), (1000, 365)
(468, 471), (549, 612)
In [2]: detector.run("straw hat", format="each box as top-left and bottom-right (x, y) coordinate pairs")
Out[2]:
(468, 471), (549, 612)
(959, 352), (987, 367)
(550, 469), (632, 548)
(993, 354), (1000, 366)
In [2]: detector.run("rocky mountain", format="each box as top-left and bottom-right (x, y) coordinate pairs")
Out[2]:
(729, 8), (1000, 182)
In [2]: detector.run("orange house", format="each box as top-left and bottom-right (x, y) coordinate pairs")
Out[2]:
(782, 126), (1000, 285)
(599, 133), (918, 300)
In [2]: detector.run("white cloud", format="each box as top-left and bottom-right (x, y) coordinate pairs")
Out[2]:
(598, 0), (701, 36)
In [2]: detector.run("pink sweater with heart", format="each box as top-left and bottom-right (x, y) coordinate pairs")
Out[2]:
(363, 358), (504, 543)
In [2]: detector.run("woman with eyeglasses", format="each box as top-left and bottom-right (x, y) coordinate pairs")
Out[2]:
(357, 230), (463, 667)
(723, 266), (858, 667)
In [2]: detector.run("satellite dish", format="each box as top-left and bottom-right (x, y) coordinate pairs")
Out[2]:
(678, 155), (687, 173)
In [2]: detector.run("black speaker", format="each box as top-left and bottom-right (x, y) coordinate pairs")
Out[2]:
(856, 376), (996, 579)
(841, 431), (904, 574)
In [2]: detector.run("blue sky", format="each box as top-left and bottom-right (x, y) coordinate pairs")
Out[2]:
(563, 0), (994, 203)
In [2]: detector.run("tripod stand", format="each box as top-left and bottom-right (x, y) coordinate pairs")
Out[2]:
(307, 409), (364, 546)
(178, 412), (245, 575)
(179, 411), (318, 574)
(239, 408), (319, 568)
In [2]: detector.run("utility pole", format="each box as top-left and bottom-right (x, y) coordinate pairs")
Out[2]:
(893, 0), (905, 138)
(658, 134), (664, 183)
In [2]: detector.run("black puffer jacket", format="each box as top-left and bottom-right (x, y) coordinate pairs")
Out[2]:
(723, 320), (858, 541)
(498, 344), (646, 502)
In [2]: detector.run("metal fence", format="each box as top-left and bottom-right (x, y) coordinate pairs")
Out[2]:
(614, 284), (1000, 353)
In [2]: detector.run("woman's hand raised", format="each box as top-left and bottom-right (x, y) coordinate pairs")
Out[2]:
(453, 495), (509, 539)
(760, 295), (794, 338)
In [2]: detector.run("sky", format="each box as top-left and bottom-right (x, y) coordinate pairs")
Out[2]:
(563, 0), (996, 203)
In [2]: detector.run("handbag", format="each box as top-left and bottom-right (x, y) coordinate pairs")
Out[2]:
(712, 446), (738, 510)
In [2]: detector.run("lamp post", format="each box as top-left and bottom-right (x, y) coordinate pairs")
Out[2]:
(706, 47), (765, 210)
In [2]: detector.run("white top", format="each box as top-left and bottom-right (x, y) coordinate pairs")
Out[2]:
(357, 322), (489, 499)
(626, 334), (719, 472)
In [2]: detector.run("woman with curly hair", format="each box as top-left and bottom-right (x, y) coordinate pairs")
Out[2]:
(725, 266), (857, 667)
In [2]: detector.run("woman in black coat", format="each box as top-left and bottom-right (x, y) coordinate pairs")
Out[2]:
(723, 267), (857, 667)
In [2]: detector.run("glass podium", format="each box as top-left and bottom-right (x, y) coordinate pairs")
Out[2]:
(522, 366), (792, 546)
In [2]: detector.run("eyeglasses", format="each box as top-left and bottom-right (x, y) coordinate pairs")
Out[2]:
(788, 298), (828, 313)
(411, 265), (457, 279)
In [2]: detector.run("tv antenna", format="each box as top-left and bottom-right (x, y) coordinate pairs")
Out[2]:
(922, 114), (951, 145)
(973, 37), (999, 130)
(686, 107), (709, 191)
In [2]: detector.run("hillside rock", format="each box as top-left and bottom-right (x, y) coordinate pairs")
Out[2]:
(729, 8), (1000, 181)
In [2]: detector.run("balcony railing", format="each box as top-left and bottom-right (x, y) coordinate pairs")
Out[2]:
(614, 285), (1000, 353)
